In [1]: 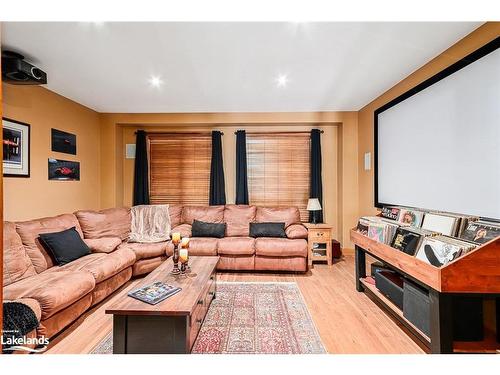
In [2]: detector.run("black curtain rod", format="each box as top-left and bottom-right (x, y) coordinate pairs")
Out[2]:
(135, 131), (224, 135)
(234, 130), (324, 135)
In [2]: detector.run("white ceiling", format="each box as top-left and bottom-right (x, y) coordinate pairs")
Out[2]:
(1, 22), (482, 113)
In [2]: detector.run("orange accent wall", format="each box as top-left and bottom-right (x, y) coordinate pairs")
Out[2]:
(2, 84), (101, 221)
(357, 22), (500, 217)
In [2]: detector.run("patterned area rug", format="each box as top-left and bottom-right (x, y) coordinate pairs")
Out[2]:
(91, 282), (325, 354)
(192, 282), (325, 354)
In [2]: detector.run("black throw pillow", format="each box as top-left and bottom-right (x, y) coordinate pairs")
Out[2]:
(191, 220), (226, 238)
(39, 227), (90, 266)
(249, 222), (287, 238)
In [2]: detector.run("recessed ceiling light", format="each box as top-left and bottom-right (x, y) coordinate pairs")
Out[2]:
(149, 75), (163, 88)
(276, 74), (289, 88)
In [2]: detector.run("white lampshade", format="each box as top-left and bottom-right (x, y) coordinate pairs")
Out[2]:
(306, 198), (322, 211)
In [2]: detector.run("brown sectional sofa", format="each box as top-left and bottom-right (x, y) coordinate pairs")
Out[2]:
(2, 204), (308, 344)
(168, 205), (309, 272)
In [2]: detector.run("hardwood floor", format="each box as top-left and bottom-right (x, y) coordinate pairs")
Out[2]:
(45, 253), (425, 354)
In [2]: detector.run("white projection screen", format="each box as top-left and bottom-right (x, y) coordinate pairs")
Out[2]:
(375, 38), (500, 219)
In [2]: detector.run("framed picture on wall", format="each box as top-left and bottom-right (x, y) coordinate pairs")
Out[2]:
(48, 158), (80, 181)
(2, 117), (30, 177)
(51, 128), (77, 155)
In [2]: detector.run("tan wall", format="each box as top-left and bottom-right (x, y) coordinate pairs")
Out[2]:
(357, 22), (500, 217)
(2, 85), (101, 221)
(100, 112), (359, 247)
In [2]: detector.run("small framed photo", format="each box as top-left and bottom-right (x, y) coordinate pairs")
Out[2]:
(3, 118), (30, 177)
(48, 158), (80, 181)
(51, 128), (77, 155)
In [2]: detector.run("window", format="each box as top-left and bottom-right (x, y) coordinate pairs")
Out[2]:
(148, 133), (211, 205)
(247, 133), (310, 221)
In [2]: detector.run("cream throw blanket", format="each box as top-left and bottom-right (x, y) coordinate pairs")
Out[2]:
(129, 204), (171, 243)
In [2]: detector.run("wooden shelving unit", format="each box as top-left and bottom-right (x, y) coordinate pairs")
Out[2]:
(351, 228), (500, 354)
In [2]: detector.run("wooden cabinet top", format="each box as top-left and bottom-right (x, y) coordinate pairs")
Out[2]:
(106, 256), (219, 316)
(351, 228), (500, 294)
(304, 223), (333, 230)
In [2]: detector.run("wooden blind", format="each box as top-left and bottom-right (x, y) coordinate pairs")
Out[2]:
(247, 133), (311, 221)
(149, 134), (211, 206)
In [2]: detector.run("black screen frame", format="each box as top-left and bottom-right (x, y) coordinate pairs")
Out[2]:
(373, 36), (500, 213)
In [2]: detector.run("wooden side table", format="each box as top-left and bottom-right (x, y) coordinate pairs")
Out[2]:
(304, 223), (333, 267)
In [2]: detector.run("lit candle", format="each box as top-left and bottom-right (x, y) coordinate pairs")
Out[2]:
(181, 237), (190, 248)
(179, 248), (189, 263)
(172, 232), (181, 245)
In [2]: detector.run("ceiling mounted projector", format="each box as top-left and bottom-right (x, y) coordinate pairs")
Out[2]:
(1, 50), (47, 85)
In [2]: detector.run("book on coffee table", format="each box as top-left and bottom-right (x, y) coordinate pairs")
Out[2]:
(128, 281), (182, 305)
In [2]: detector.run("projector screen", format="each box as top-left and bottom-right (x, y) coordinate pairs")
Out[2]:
(375, 38), (500, 219)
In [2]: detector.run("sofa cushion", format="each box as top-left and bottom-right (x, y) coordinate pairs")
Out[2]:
(120, 241), (169, 261)
(16, 214), (84, 273)
(250, 222), (286, 238)
(187, 237), (218, 256)
(192, 219), (226, 238)
(254, 256), (307, 272)
(132, 256), (168, 277)
(4, 270), (95, 319)
(181, 205), (224, 225)
(168, 204), (183, 228)
(285, 224), (308, 239)
(217, 237), (255, 256)
(84, 237), (122, 253)
(3, 222), (36, 286)
(39, 227), (91, 266)
(46, 248), (135, 283)
(75, 207), (131, 241)
(255, 207), (301, 228)
(223, 205), (256, 237)
(171, 224), (192, 238)
(255, 238), (307, 257)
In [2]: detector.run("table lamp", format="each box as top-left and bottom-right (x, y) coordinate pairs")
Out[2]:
(307, 198), (322, 224)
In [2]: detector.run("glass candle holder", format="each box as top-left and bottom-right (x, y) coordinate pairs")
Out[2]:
(172, 232), (181, 246)
(180, 237), (190, 272)
(171, 242), (181, 276)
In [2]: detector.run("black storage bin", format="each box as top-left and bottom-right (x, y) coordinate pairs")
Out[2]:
(375, 270), (404, 310)
(403, 280), (484, 341)
(403, 280), (430, 337)
(453, 297), (483, 341)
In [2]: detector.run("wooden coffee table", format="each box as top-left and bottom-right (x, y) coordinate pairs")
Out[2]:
(106, 256), (219, 354)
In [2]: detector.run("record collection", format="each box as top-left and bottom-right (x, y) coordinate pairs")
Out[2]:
(356, 205), (500, 268)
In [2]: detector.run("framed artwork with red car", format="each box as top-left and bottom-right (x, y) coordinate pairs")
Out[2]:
(2, 117), (30, 177)
(48, 158), (80, 181)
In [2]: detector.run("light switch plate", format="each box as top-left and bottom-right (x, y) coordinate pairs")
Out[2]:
(364, 152), (371, 170)
(126, 144), (136, 159)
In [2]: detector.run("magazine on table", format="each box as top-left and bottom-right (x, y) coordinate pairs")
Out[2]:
(128, 281), (182, 305)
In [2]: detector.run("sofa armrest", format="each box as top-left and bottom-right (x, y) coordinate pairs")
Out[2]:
(84, 237), (122, 253)
(285, 224), (308, 239)
(171, 224), (192, 238)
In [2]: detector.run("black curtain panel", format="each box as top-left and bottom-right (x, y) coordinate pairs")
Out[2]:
(235, 130), (249, 205)
(310, 129), (324, 223)
(209, 131), (226, 205)
(133, 130), (150, 206)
